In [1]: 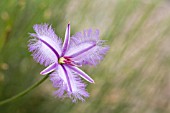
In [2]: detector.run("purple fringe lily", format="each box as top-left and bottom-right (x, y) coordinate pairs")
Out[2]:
(28, 23), (109, 102)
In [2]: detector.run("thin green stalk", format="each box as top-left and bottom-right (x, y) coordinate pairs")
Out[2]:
(0, 75), (49, 106)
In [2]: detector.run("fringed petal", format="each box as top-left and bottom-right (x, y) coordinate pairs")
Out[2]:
(50, 65), (89, 102)
(65, 29), (109, 66)
(50, 71), (66, 98)
(28, 24), (62, 66)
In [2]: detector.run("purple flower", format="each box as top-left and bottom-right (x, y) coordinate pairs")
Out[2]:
(28, 23), (109, 102)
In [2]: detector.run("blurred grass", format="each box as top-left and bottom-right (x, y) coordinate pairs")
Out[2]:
(1, 0), (170, 113)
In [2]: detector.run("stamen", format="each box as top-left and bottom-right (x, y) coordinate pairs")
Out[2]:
(58, 57), (75, 66)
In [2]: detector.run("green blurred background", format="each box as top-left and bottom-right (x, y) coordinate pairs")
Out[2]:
(0, 0), (170, 113)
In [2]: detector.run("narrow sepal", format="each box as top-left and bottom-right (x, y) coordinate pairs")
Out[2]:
(61, 23), (70, 56)
(40, 63), (57, 75)
(66, 65), (94, 83)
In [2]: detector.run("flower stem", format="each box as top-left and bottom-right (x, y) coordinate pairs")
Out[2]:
(0, 75), (49, 106)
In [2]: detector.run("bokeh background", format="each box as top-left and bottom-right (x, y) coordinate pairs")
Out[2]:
(0, 0), (170, 113)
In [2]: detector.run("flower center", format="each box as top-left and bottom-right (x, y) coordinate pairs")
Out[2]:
(58, 57), (72, 65)
(58, 57), (65, 64)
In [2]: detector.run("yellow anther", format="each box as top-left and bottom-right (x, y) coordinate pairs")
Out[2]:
(58, 57), (65, 64)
